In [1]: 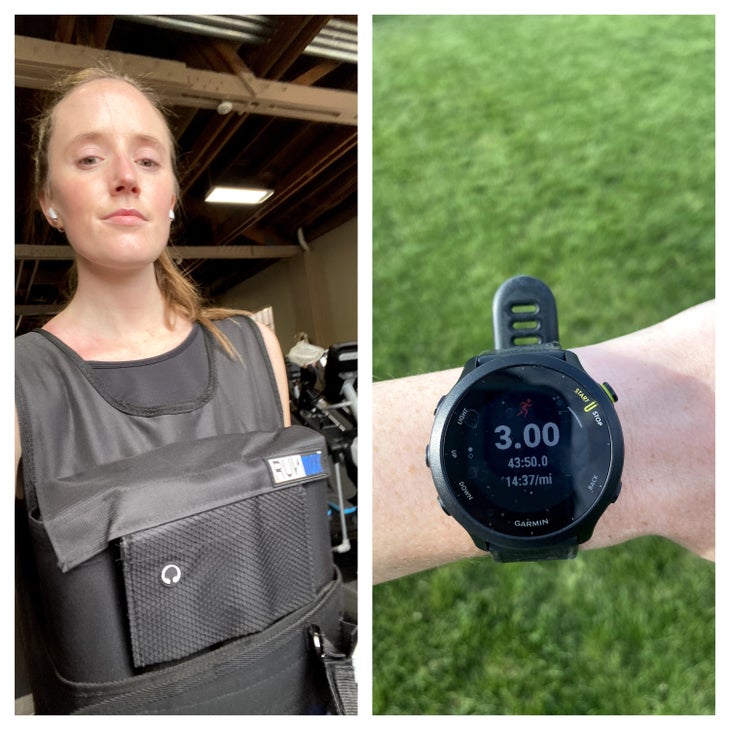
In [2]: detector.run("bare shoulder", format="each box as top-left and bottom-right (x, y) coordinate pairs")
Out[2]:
(252, 320), (283, 359)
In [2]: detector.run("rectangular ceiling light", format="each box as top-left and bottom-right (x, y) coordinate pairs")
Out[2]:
(205, 186), (274, 205)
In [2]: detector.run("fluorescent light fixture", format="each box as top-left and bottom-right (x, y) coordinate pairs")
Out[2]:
(205, 186), (274, 205)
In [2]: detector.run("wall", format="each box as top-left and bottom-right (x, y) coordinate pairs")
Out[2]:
(217, 217), (357, 355)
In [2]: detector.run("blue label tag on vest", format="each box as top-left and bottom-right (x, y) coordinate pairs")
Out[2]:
(267, 451), (324, 485)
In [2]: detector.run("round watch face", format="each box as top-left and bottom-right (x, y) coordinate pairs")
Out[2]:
(432, 358), (622, 541)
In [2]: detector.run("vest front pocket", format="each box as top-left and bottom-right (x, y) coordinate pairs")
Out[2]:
(120, 484), (318, 668)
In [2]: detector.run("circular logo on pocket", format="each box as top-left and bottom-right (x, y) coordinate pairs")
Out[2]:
(161, 563), (182, 586)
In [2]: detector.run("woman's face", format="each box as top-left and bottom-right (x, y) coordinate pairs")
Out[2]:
(40, 78), (177, 275)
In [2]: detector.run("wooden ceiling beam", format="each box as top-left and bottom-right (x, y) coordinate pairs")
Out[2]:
(293, 59), (340, 87)
(89, 17), (115, 49)
(54, 17), (77, 44)
(290, 163), (357, 227)
(246, 16), (330, 79)
(15, 35), (356, 125)
(216, 128), (356, 246)
(179, 113), (246, 195)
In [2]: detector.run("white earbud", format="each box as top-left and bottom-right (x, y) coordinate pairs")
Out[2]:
(48, 207), (58, 221)
(169, 209), (175, 222)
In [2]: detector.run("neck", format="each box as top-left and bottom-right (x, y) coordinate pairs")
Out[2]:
(45, 261), (192, 361)
(77, 262), (167, 327)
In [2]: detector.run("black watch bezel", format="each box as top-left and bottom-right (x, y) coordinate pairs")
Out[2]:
(428, 351), (624, 554)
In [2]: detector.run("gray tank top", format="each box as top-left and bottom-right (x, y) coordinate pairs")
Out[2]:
(15, 315), (284, 520)
(88, 323), (208, 405)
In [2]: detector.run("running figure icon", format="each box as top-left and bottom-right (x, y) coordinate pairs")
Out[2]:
(517, 398), (533, 418)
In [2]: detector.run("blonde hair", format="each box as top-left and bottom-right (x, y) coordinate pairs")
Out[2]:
(32, 64), (246, 357)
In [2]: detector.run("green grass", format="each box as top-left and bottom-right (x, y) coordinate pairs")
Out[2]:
(372, 15), (714, 715)
(373, 15), (714, 378)
(373, 538), (714, 715)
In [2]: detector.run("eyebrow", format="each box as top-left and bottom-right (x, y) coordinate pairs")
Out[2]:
(66, 132), (167, 152)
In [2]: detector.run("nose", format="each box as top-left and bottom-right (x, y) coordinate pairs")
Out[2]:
(110, 155), (140, 196)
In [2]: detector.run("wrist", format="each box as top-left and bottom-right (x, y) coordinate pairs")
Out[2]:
(575, 302), (715, 559)
(373, 370), (483, 583)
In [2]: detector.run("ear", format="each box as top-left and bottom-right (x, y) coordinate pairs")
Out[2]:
(39, 191), (57, 226)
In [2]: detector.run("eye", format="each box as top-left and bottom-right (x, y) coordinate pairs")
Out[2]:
(78, 155), (101, 167)
(137, 157), (161, 169)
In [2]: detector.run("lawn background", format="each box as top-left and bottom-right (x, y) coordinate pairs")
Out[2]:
(372, 15), (715, 714)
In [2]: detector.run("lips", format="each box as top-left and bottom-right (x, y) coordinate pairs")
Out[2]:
(103, 208), (148, 225)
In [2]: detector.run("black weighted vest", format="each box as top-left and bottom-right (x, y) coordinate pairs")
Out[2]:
(15, 316), (350, 714)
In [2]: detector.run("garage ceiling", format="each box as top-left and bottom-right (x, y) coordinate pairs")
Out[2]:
(15, 15), (358, 336)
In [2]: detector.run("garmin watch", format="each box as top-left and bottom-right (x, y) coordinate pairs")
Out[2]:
(426, 275), (623, 562)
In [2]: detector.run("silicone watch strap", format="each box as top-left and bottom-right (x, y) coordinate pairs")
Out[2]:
(489, 542), (578, 562)
(492, 275), (560, 350)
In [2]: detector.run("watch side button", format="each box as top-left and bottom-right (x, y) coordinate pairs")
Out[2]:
(437, 496), (451, 516)
(425, 444), (430, 468)
(611, 481), (622, 503)
(434, 395), (445, 415)
(601, 382), (618, 403)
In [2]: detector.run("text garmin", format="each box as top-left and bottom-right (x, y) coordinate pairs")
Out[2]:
(514, 518), (549, 528)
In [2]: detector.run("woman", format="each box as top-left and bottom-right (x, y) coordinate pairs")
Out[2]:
(15, 67), (350, 714)
(15, 67), (288, 472)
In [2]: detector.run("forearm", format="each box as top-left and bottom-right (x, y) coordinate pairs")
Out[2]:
(373, 301), (715, 583)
